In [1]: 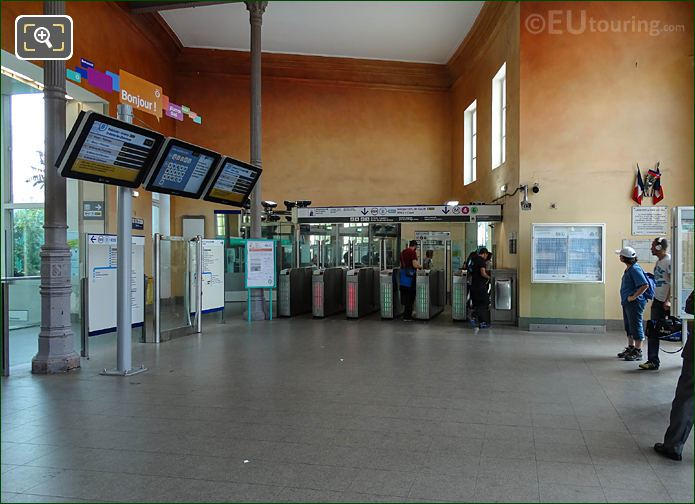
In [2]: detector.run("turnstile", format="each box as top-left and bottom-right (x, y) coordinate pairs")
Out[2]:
(312, 267), (347, 317)
(491, 269), (517, 325)
(346, 267), (379, 318)
(452, 270), (469, 321)
(278, 267), (313, 317)
(380, 268), (403, 319)
(415, 269), (445, 320)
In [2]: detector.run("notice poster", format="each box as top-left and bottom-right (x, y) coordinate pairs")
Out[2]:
(245, 240), (276, 288)
(532, 224), (604, 283)
(86, 234), (145, 335)
(622, 239), (656, 263)
(201, 239), (224, 313)
(631, 206), (669, 236)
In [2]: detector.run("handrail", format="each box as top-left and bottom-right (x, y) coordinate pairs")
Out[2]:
(1, 276), (41, 282)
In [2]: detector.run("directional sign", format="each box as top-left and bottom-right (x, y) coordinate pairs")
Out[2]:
(297, 205), (502, 223)
(83, 200), (104, 220)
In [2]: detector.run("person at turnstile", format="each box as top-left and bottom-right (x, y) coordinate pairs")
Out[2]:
(469, 247), (491, 328)
(399, 240), (422, 321)
(422, 249), (434, 270)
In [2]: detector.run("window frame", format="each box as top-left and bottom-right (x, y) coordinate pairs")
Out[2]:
(463, 100), (477, 186)
(491, 62), (507, 170)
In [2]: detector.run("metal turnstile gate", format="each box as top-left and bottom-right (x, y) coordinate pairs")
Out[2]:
(346, 267), (379, 318)
(278, 267), (313, 317)
(380, 268), (403, 319)
(415, 269), (445, 320)
(452, 270), (469, 321)
(312, 267), (347, 317)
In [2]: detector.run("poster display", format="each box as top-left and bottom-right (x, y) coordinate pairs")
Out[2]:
(201, 240), (224, 313)
(672, 207), (694, 320)
(86, 234), (145, 335)
(631, 206), (669, 235)
(245, 240), (276, 288)
(621, 239), (656, 263)
(532, 224), (604, 283)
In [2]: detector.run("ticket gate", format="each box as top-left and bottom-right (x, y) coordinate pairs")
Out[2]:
(312, 267), (347, 317)
(491, 269), (517, 325)
(415, 269), (446, 320)
(278, 267), (313, 317)
(346, 267), (380, 319)
(451, 270), (469, 321)
(380, 268), (403, 319)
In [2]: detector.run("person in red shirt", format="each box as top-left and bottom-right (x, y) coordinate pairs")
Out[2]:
(399, 240), (421, 321)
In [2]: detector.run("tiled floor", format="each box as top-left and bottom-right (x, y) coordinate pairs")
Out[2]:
(1, 314), (693, 503)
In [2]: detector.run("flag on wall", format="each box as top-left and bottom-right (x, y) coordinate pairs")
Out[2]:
(651, 162), (664, 204)
(632, 165), (644, 205)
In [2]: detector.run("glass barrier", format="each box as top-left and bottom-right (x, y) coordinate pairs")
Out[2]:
(2, 276), (41, 368)
(154, 235), (192, 340)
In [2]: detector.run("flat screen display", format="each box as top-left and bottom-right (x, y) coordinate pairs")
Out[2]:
(58, 112), (165, 188)
(145, 139), (221, 199)
(203, 157), (262, 207)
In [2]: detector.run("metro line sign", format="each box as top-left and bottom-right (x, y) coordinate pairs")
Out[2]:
(297, 205), (502, 223)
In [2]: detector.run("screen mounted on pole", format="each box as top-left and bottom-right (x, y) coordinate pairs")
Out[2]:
(144, 139), (222, 199)
(57, 111), (165, 188)
(203, 156), (261, 207)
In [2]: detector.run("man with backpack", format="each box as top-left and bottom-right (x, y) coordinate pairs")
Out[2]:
(616, 247), (652, 361)
(640, 237), (672, 370)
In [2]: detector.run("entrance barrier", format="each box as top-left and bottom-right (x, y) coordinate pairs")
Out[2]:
(415, 269), (445, 320)
(379, 268), (403, 319)
(346, 267), (379, 319)
(452, 271), (468, 321)
(278, 267), (313, 317)
(312, 267), (346, 317)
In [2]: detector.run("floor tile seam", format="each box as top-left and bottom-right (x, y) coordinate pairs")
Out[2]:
(11, 493), (109, 503)
(627, 429), (679, 496)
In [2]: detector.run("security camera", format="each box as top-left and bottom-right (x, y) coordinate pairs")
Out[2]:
(261, 200), (278, 210)
(284, 200), (296, 210)
(532, 183), (540, 194)
(296, 200), (312, 208)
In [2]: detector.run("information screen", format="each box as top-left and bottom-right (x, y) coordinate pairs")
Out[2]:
(58, 112), (165, 188)
(203, 157), (261, 207)
(145, 139), (222, 199)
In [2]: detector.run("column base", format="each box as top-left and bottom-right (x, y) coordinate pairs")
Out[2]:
(31, 352), (81, 374)
(100, 365), (147, 377)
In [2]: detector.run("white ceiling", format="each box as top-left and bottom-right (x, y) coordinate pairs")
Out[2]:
(161, 1), (484, 64)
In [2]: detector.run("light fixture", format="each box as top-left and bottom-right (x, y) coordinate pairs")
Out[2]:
(500, 184), (507, 193)
(444, 200), (459, 207)
(132, 190), (140, 197)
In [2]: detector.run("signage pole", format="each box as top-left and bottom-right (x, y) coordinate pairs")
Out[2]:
(102, 104), (146, 376)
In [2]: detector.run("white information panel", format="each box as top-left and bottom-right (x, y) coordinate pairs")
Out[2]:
(86, 234), (145, 335)
(622, 239), (656, 263)
(672, 206), (694, 320)
(632, 206), (669, 235)
(532, 224), (605, 283)
(201, 239), (225, 313)
(246, 240), (276, 288)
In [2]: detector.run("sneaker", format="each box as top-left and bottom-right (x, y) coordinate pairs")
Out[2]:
(617, 346), (634, 358)
(624, 348), (643, 361)
(638, 361), (659, 370)
(479, 322), (491, 329)
(654, 442), (682, 461)
(468, 318), (478, 327)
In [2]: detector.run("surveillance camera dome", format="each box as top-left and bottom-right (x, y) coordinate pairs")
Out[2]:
(532, 184), (540, 194)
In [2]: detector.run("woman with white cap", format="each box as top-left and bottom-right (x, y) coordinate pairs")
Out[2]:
(616, 246), (650, 361)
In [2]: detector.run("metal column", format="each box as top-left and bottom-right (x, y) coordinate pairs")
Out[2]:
(246, 0), (268, 321)
(101, 104), (145, 376)
(32, 0), (80, 374)
(196, 236), (203, 334)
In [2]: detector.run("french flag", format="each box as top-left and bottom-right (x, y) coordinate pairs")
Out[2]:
(652, 162), (664, 204)
(633, 165), (644, 205)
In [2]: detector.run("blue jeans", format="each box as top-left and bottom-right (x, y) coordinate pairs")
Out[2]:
(623, 299), (647, 341)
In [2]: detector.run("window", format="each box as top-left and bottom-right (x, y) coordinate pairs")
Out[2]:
(491, 62), (506, 169)
(463, 100), (477, 185)
(215, 214), (226, 237)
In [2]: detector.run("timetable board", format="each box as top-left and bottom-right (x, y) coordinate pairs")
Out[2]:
(86, 234), (145, 335)
(532, 224), (605, 283)
(144, 138), (222, 199)
(58, 111), (165, 188)
(203, 157), (262, 207)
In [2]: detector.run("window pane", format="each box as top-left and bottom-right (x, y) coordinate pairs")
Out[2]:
(472, 134), (476, 157)
(152, 204), (160, 236)
(11, 94), (45, 204)
(12, 208), (44, 276)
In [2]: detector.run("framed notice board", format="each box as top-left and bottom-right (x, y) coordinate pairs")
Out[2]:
(532, 224), (605, 283)
(245, 239), (276, 289)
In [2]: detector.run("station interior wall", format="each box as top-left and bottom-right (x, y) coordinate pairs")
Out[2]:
(2, 1), (693, 327)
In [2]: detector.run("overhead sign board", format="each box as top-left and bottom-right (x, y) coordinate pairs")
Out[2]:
(245, 239), (276, 288)
(82, 200), (104, 220)
(144, 138), (221, 199)
(203, 157), (262, 207)
(57, 110), (165, 188)
(297, 205), (502, 223)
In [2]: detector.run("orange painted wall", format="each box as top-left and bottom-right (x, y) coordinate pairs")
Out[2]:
(173, 74), (451, 208)
(518, 1), (694, 324)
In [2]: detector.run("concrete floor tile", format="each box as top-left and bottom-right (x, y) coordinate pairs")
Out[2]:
(408, 472), (476, 501)
(0, 443), (59, 466)
(348, 468), (416, 497)
(0, 466), (66, 494)
(603, 485), (672, 503)
(539, 483), (606, 503)
(537, 461), (600, 486)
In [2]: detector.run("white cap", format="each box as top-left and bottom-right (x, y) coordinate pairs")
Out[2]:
(615, 246), (637, 258)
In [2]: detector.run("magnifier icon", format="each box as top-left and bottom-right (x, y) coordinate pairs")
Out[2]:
(33, 27), (52, 49)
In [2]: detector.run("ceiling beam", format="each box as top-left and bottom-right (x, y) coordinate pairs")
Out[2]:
(128, 1), (237, 15)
